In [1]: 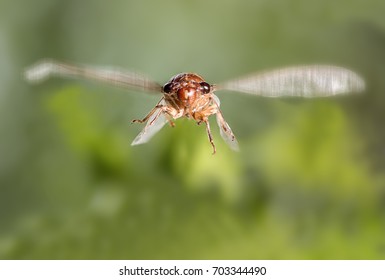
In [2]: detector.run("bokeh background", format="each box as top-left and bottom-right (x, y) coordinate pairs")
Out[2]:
(1, 0), (385, 259)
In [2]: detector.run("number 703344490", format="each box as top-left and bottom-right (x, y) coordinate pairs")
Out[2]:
(24, 59), (365, 154)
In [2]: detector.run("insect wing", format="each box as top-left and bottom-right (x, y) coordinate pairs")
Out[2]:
(218, 65), (365, 97)
(216, 112), (239, 151)
(211, 94), (239, 151)
(131, 106), (168, 146)
(24, 59), (163, 93)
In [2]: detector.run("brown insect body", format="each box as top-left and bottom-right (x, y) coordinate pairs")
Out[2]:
(133, 72), (235, 154)
(163, 73), (213, 118)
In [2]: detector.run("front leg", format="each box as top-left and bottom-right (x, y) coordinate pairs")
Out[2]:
(132, 104), (164, 124)
(133, 99), (178, 127)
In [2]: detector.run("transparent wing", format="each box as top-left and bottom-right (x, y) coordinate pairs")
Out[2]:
(211, 94), (239, 151)
(131, 101), (168, 146)
(24, 59), (163, 93)
(216, 112), (239, 151)
(218, 65), (365, 97)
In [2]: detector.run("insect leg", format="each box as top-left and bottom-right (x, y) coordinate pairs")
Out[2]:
(132, 98), (165, 124)
(132, 105), (164, 124)
(163, 113), (176, 127)
(131, 108), (167, 146)
(131, 99), (179, 146)
(204, 119), (216, 155)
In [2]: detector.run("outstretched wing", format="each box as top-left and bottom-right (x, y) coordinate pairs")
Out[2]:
(24, 59), (163, 93)
(131, 101), (169, 146)
(218, 65), (365, 97)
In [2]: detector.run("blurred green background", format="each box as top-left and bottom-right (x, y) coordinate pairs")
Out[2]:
(1, 0), (385, 259)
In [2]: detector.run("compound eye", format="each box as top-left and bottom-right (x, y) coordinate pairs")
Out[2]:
(200, 82), (211, 94)
(163, 82), (173, 93)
